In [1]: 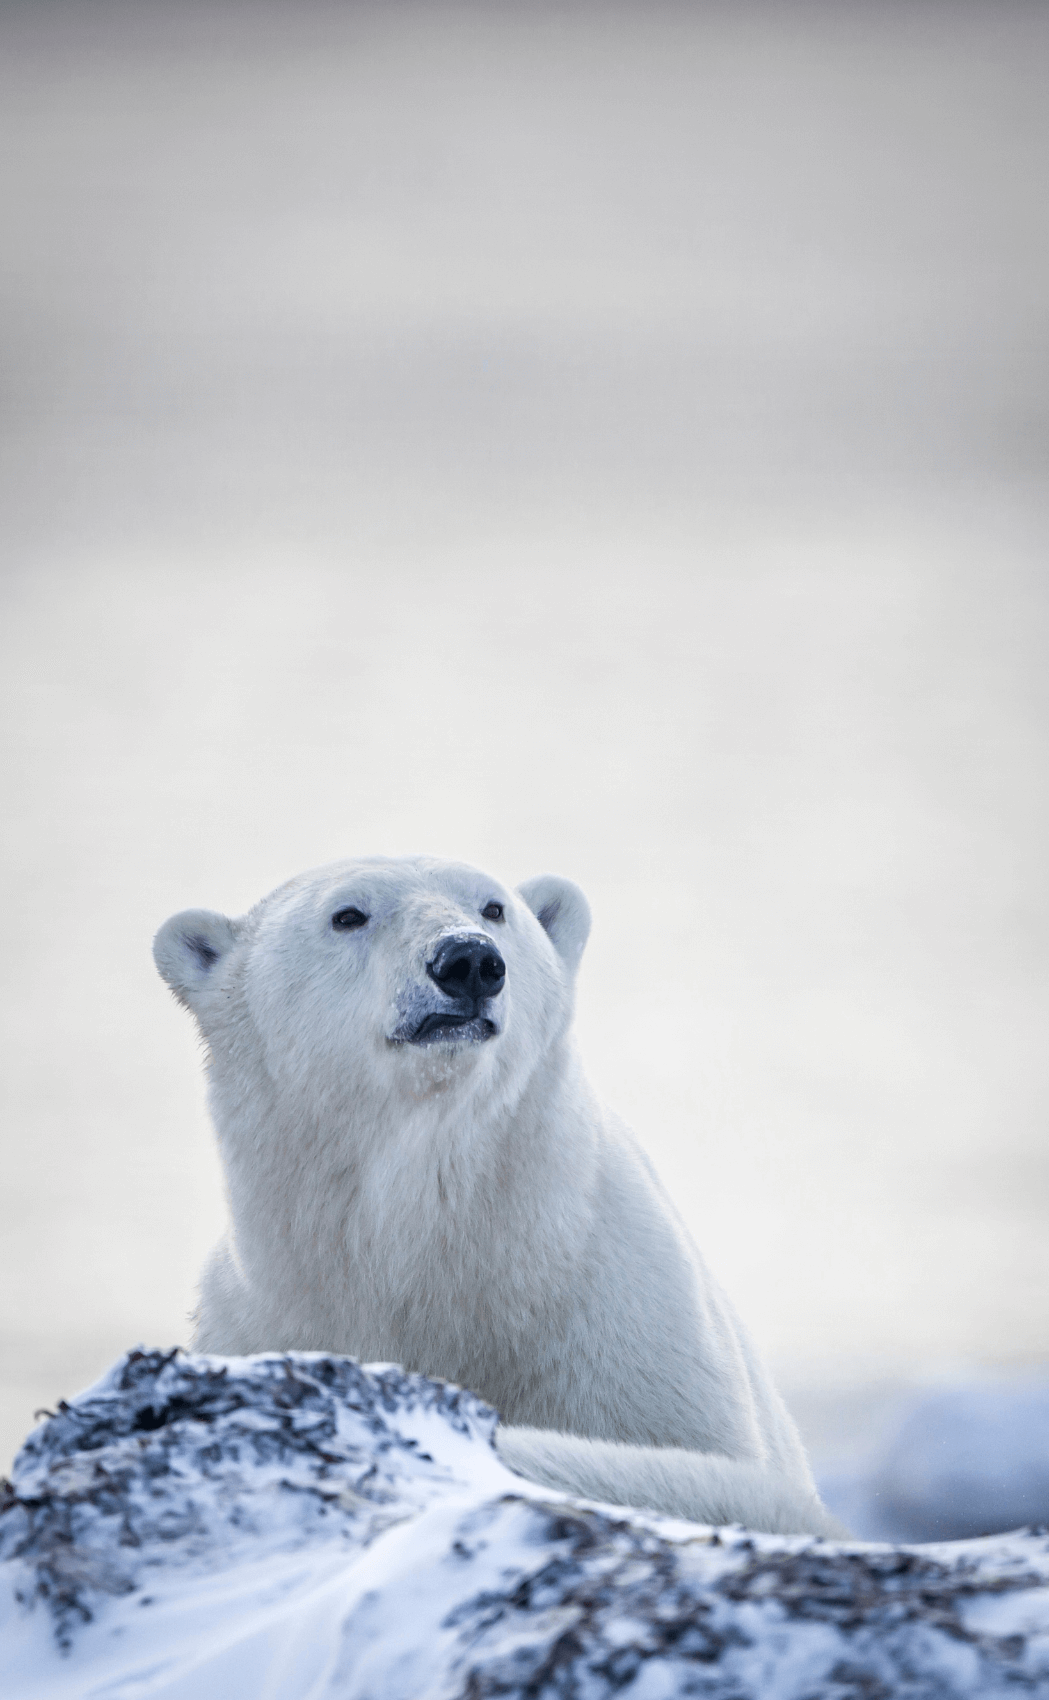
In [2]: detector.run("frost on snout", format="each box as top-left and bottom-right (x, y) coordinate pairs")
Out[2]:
(388, 932), (506, 1046)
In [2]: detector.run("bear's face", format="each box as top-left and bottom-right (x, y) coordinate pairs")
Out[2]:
(154, 858), (591, 1122)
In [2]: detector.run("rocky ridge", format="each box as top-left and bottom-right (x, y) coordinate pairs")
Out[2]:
(2, 1349), (1048, 1697)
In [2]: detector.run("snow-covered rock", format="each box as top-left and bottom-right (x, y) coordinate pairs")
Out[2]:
(2, 1350), (1049, 1699)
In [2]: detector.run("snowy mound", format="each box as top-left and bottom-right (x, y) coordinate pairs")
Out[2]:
(818, 1378), (1049, 1543)
(2, 1352), (1049, 1698)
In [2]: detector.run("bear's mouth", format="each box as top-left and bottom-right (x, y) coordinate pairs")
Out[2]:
(407, 1013), (498, 1045)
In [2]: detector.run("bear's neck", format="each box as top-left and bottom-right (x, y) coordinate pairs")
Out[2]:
(208, 1034), (602, 1355)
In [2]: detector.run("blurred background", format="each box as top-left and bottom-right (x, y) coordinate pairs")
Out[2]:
(2, 0), (1047, 1536)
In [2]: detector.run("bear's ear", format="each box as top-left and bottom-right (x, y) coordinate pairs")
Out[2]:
(516, 875), (591, 972)
(153, 909), (239, 1013)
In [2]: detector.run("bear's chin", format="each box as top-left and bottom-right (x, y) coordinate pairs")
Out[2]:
(390, 1025), (500, 1100)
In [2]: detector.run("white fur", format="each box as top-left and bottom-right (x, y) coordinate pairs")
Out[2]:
(495, 1429), (845, 1537)
(154, 856), (841, 1537)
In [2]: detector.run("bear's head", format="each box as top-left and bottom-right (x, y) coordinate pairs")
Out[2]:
(153, 858), (591, 1132)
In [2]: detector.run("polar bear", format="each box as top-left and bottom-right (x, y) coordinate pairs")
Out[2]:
(154, 856), (841, 1537)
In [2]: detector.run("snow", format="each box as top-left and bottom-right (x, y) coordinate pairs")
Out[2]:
(3, 1351), (1049, 1697)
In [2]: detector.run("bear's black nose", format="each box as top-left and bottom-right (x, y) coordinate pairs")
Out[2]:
(427, 933), (506, 1004)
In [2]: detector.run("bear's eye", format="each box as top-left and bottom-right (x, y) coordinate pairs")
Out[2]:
(331, 907), (369, 931)
(481, 902), (504, 922)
